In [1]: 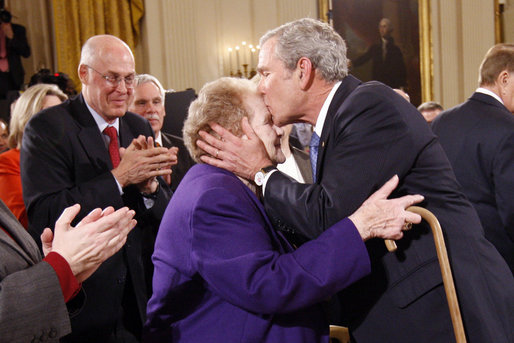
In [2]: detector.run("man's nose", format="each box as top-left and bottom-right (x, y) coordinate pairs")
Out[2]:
(257, 79), (265, 94)
(115, 79), (129, 93)
(273, 125), (284, 137)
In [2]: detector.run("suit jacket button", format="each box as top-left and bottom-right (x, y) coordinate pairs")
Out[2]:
(49, 328), (57, 338)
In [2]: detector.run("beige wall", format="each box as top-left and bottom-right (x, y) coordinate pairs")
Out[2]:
(431, 0), (496, 109)
(10, 0), (514, 108)
(139, 0), (317, 92)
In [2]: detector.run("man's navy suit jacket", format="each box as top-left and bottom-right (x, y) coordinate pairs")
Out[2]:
(263, 75), (514, 342)
(432, 92), (514, 273)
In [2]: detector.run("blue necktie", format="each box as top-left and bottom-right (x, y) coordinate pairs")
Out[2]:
(309, 132), (320, 182)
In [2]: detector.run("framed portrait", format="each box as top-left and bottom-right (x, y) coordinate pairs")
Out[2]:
(319, 0), (432, 106)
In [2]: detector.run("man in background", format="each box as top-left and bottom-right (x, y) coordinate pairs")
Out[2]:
(129, 74), (195, 192)
(0, 4), (30, 98)
(432, 43), (514, 273)
(418, 101), (443, 123)
(21, 35), (174, 342)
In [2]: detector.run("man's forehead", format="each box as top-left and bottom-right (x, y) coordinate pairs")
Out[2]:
(135, 83), (163, 99)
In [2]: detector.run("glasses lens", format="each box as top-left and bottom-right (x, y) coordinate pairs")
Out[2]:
(124, 76), (135, 86)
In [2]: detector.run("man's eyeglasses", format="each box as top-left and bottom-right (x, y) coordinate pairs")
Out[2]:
(86, 65), (135, 88)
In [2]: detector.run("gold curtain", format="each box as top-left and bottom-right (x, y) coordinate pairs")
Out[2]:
(52, 0), (144, 91)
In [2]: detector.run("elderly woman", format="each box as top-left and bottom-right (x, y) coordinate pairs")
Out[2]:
(0, 84), (67, 228)
(144, 77), (422, 343)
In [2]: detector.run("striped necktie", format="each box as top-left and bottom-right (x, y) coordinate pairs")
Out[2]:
(309, 132), (320, 182)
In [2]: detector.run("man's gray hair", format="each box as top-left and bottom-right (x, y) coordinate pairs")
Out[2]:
(134, 74), (166, 101)
(260, 18), (348, 82)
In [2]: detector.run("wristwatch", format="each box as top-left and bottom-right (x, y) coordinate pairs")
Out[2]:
(254, 165), (276, 186)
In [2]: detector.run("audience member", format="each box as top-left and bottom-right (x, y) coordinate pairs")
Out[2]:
(277, 124), (312, 184)
(432, 43), (514, 273)
(352, 18), (406, 89)
(0, 6), (30, 98)
(290, 122), (312, 150)
(418, 100), (443, 122)
(198, 18), (514, 342)
(129, 74), (195, 191)
(0, 199), (136, 342)
(28, 68), (78, 97)
(0, 84), (66, 228)
(0, 117), (7, 152)
(20, 35), (174, 342)
(144, 77), (423, 342)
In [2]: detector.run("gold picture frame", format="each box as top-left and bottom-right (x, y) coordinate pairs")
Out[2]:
(319, 0), (433, 103)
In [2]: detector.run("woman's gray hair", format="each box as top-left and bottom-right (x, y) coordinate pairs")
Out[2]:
(183, 77), (256, 163)
(260, 18), (348, 82)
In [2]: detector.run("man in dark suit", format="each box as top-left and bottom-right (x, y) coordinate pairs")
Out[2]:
(432, 43), (514, 273)
(0, 11), (31, 98)
(197, 19), (514, 342)
(0, 199), (136, 342)
(21, 35), (174, 342)
(129, 74), (195, 192)
(352, 18), (406, 89)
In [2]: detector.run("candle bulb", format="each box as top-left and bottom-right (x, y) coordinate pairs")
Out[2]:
(227, 47), (233, 75)
(235, 46), (240, 69)
(242, 41), (247, 65)
(251, 48), (256, 70)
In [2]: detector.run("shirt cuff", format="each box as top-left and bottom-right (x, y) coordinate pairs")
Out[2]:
(43, 252), (81, 303)
(262, 169), (278, 195)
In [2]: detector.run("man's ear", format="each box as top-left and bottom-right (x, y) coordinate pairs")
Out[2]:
(78, 64), (88, 84)
(499, 70), (510, 85)
(497, 70), (510, 95)
(297, 57), (314, 90)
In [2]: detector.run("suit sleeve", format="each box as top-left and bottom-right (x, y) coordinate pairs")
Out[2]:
(493, 130), (514, 241)
(8, 24), (31, 58)
(190, 185), (370, 314)
(21, 112), (125, 236)
(264, 87), (424, 238)
(0, 260), (71, 341)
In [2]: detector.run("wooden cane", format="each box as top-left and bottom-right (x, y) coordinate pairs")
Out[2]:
(385, 206), (467, 343)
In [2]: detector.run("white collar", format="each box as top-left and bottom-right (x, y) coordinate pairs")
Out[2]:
(155, 131), (163, 146)
(84, 98), (120, 133)
(476, 87), (504, 105)
(313, 81), (342, 137)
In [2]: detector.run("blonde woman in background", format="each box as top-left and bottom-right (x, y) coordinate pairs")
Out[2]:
(0, 84), (67, 228)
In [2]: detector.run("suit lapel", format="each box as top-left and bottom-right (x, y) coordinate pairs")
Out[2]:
(161, 132), (172, 148)
(119, 117), (137, 148)
(316, 75), (361, 182)
(0, 200), (41, 264)
(72, 95), (114, 169)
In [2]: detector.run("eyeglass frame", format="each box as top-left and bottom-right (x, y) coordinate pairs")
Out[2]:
(85, 65), (136, 88)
